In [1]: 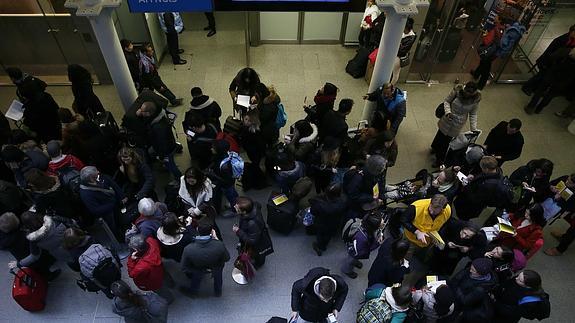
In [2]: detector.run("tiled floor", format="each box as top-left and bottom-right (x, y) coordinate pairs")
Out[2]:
(1, 22), (575, 323)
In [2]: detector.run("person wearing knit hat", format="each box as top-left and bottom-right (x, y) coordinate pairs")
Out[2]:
(342, 155), (388, 219)
(471, 257), (493, 276)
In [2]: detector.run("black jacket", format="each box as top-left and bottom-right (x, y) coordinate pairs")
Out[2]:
(291, 267), (348, 322)
(448, 265), (498, 322)
(71, 80), (105, 118)
(510, 161), (551, 204)
(208, 153), (235, 188)
(180, 236), (230, 273)
(318, 110), (348, 144)
(189, 95), (222, 130)
(123, 90), (169, 149)
(454, 170), (511, 220)
(493, 278), (551, 323)
(114, 159), (155, 201)
(536, 32), (571, 70)
(484, 121), (524, 163)
(237, 203), (265, 250)
(367, 238), (410, 287)
(343, 167), (385, 212)
(123, 49), (141, 85)
(182, 116), (217, 169)
(309, 194), (347, 231)
(22, 92), (62, 143)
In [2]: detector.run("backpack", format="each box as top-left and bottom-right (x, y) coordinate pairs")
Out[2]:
(220, 151), (244, 179)
(357, 296), (393, 323)
(519, 294), (551, 320)
(342, 218), (362, 243)
(57, 165), (81, 196)
(364, 284), (386, 302)
(78, 244), (121, 290)
(275, 102), (288, 129)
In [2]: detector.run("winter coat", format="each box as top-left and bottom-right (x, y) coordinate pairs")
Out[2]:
(157, 225), (196, 262)
(437, 218), (487, 260)
(180, 236), (230, 273)
(438, 85), (480, 138)
(536, 32), (574, 69)
(368, 238), (410, 287)
(147, 110), (177, 158)
(448, 266), (498, 323)
(484, 121), (524, 163)
(291, 267), (348, 322)
(48, 154), (85, 175)
(349, 226), (380, 259)
(0, 224), (30, 261)
(493, 278), (550, 323)
(258, 92), (280, 146)
(177, 176), (213, 217)
(309, 194), (347, 232)
(498, 214), (543, 254)
(207, 153), (235, 188)
(15, 74), (47, 103)
(122, 90), (168, 149)
(71, 80), (105, 118)
(343, 167), (386, 212)
(454, 170), (511, 220)
(412, 289), (455, 323)
(30, 176), (76, 219)
(182, 115), (217, 168)
(19, 216), (70, 267)
(113, 291), (169, 323)
(123, 49), (141, 85)
(189, 95), (222, 130)
(12, 150), (50, 188)
(236, 203), (266, 252)
(366, 87), (407, 134)
(0, 180), (26, 214)
(364, 137), (399, 167)
(127, 237), (165, 291)
(318, 110), (348, 143)
(79, 174), (124, 219)
(510, 161), (552, 204)
(133, 214), (164, 240)
(287, 123), (319, 163)
(22, 92), (62, 143)
(276, 161), (306, 194)
(115, 160), (155, 201)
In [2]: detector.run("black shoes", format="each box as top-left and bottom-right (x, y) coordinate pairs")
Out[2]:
(47, 269), (62, 281)
(207, 30), (216, 37)
(174, 59), (187, 65)
(354, 260), (363, 269)
(170, 98), (183, 107)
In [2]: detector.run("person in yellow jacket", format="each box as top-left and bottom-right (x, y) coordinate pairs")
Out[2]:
(400, 194), (451, 248)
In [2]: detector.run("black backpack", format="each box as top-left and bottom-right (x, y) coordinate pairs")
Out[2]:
(92, 257), (121, 288)
(56, 165), (81, 196)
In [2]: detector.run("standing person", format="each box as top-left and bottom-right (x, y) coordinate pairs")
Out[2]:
(115, 147), (156, 203)
(156, 212), (196, 262)
(111, 280), (169, 323)
(135, 101), (182, 179)
(5, 67), (47, 103)
(431, 82), (481, 167)
(290, 267), (348, 323)
(1, 144), (49, 188)
(391, 17), (417, 85)
(254, 83), (280, 149)
(204, 12), (217, 37)
(21, 90), (62, 143)
(363, 82), (407, 135)
(341, 212), (384, 279)
(232, 196), (268, 269)
(471, 21), (504, 90)
(367, 238), (411, 288)
(310, 184), (347, 256)
(492, 270), (551, 323)
(509, 158), (554, 209)
(158, 12), (186, 65)
(411, 284), (456, 323)
(304, 82), (339, 125)
(483, 119), (524, 166)
(67, 64), (105, 119)
(24, 169), (77, 221)
(139, 43), (183, 107)
(207, 140), (239, 215)
(357, 285), (412, 323)
(228, 67), (261, 112)
(426, 165), (461, 203)
(318, 98), (353, 144)
(358, 0), (381, 48)
(343, 155), (388, 220)
(544, 173), (575, 256)
(286, 120), (319, 164)
(189, 87), (222, 130)
(179, 223), (230, 298)
(127, 234), (174, 304)
(120, 39), (141, 91)
(182, 111), (217, 169)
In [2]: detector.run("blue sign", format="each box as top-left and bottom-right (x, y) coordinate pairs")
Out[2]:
(127, 0), (213, 13)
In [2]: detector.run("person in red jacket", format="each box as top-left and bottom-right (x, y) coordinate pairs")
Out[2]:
(498, 204), (545, 256)
(127, 234), (174, 303)
(46, 140), (85, 175)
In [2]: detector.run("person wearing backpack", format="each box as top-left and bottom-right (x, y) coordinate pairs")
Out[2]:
(182, 110), (218, 169)
(207, 140), (240, 215)
(454, 156), (512, 220)
(310, 184), (347, 256)
(492, 270), (551, 322)
(111, 280), (169, 323)
(357, 285), (412, 323)
(343, 155), (388, 220)
(291, 267), (348, 323)
(341, 212), (384, 279)
(24, 168), (77, 220)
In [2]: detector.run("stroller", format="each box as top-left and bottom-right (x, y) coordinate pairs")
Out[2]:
(385, 169), (434, 206)
(443, 130), (483, 170)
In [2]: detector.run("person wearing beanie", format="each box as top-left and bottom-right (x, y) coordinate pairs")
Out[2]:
(130, 198), (167, 239)
(363, 82), (407, 135)
(454, 156), (512, 220)
(448, 257), (498, 322)
(400, 194), (451, 249)
(287, 119), (319, 163)
(305, 83), (339, 125)
(1, 144), (49, 188)
(412, 284), (456, 322)
(318, 98), (353, 144)
(46, 140), (85, 176)
(343, 155), (388, 219)
(206, 139), (239, 215)
(189, 87), (222, 130)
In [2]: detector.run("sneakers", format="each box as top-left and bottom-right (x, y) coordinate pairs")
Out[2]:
(312, 242), (323, 256)
(544, 247), (562, 256)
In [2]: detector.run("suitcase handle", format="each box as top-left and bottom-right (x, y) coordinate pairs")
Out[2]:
(10, 266), (37, 288)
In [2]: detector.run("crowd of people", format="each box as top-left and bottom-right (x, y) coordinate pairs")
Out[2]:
(1, 22), (573, 321)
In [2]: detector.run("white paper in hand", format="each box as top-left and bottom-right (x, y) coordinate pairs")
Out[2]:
(5, 100), (24, 121)
(236, 95), (251, 108)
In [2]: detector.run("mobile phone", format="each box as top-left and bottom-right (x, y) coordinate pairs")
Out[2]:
(327, 313), (337, 323)
(186, 129), (196, 137)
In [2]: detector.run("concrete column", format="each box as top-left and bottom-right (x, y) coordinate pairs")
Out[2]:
(568, 119), (575, 135)
(87, 8), (137, 111)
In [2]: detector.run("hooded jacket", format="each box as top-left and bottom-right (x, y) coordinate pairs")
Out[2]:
(484, 121), (524, 163)
(31, 176), (76, 219)
(287, 123), (319, 163)
(113, 291), (169, 323)
(19, 216), (70, 267)
(237, 202), (265, 250)
(147, 109), (178, 158)
(80, 174), (124, 219)
(438, 84), (480, 138)
(127, 237), (165, 291)
(291, 267), (348, 322)
(189, 95), (222, 130)
(318, 109), (348, 144)
(258, 90), (280, 145)
(157, 225), (196, 262)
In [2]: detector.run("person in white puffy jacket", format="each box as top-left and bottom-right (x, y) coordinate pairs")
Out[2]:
(359, 0), (381, 47)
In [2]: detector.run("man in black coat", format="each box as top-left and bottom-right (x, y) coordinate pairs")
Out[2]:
(189, 87), (222, 130)
(318, 98), (352, 144)
(310, 184), (347, 256)
(232, 197), (267, 269)
(343, 155), (387, 219)
(454, 156), (512, 220)
(6, 67), (47, 104)
(22, 91), (62, 143)
(182, 111), (217, 170)
(291, 267), (348, 323)
(120, 39), (141, 91)
(484, 119), (524, 166)
(160, 12), (186, 65)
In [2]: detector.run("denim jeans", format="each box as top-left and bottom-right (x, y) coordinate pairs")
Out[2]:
(162, 153), (182, 179)
(186, 267), (224, 295)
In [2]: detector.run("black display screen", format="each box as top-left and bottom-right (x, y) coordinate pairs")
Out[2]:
(215, 0), (366, 12)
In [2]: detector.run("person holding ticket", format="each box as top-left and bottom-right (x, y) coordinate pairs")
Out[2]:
(545, 173), (575, 256)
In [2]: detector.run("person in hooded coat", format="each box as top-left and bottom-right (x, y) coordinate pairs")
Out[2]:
(254, 83), (280, 148)
(111, 280), (169, 323)
(67, 64), (105, 119)
(189, 87), (222, 130)
(207, 140), (238, 214)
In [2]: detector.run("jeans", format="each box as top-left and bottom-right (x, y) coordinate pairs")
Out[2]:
(186, 267), (224, 295)
(162, 153), (182, 179)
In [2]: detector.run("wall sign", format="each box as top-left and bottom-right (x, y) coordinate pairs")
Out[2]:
(127, 0), (213, 13)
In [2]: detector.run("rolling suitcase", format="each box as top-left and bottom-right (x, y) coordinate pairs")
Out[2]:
(266, 192), (298, 235)
(346, 47), (371, 78)
(438, 29), (462, 62)
(93, 110), (120, 141)
(11, 267), (48, 312)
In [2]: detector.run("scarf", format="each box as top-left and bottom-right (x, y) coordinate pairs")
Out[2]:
(139, 54), (156, 74)
(314, 94), (336, 105)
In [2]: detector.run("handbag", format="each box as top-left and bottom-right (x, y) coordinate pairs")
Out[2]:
(234, 250), (256, 281)
(257, 227), (274, 257)
(435, 102), (446, 119)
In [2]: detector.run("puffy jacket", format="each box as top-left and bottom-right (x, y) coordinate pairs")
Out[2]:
(189, 95), (222, 130)
(237, 203), (265, 251)
(366, 87), (407, 134)
(291, 267), (348, 322)
(438, 85), (480, 138)
(127, 237), (164, 291)
(79, 174), (124, 219)
(19, 216), (70, 267)
(349, 226), (380, 259)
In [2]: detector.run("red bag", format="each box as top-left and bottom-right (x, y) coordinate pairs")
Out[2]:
(11, 267), (48, 312)
(369, 48), (379, 64)
(216, 131), (240, 153)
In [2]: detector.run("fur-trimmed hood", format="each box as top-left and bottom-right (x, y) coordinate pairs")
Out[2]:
(298, 123), (318, 144)
(26, 216), (55, 242)
(190, 95), (214, 110)
(32, 175), (61, 194)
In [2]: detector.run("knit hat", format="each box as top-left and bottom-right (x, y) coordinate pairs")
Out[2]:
(434, 285), (455, 316)
(138, 198), (157, 216)
(46, 140), (62, 158)
(365, 155), (387, 176)
(471, 258), (493, 276)
(323, 82), (338, 96)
